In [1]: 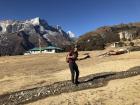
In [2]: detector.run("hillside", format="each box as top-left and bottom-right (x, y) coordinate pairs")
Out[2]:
(77, 23), (140, 51)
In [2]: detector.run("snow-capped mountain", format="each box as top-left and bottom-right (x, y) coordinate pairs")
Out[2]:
(29, 17), (48, 26)
(0, 17), (62, 35)
(0, 17), (73, 55)
(67, 31), (76, 38)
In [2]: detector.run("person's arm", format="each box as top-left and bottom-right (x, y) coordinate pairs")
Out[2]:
(78, 54), (90, 61)
(68, 53), (78, 60)
(67, 53), (75, 59)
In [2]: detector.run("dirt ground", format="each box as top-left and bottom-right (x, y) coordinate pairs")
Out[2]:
(0, 50), (140, 105)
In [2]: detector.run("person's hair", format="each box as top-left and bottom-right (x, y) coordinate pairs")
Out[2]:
(68, 46), (74, 52)
(68, 44), (78, 52)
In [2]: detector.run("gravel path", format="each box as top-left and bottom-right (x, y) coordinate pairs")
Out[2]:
(0, 66), (140, 105)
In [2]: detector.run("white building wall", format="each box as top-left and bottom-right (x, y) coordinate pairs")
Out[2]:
(30, 51), (41, 54)
(118, 32), (125, 40)
(38, 49), (56, 53)
(44, 49), (55, 53)
(26, 49), (59, 55)
(119, 31), (133, 41)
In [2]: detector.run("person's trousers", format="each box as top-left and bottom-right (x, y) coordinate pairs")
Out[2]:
(69, 62), (79, 83)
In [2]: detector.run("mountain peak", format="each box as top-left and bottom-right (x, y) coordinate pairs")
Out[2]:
(26, 17), (48, 28)
(67, 31), (76, 38)
(30, 17), (42, 26)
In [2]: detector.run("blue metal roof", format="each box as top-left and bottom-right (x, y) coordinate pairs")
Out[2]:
(29, 46), (63, 51)
(45, 46), (62, 50)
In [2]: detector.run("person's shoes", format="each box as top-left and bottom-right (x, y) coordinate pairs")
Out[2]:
(75, 81), (80, 86)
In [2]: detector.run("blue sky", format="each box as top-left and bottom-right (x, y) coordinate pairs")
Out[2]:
(0, 0), (140, 36)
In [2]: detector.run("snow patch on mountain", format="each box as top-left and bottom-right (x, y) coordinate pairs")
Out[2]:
(67, 31), (76, 38)
(30, 17), (40, 26)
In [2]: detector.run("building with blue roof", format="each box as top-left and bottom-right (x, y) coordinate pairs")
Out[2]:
(24, 46), (63, 55)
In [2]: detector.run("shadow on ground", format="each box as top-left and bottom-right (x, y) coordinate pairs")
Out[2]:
(0, 66), (140, 105)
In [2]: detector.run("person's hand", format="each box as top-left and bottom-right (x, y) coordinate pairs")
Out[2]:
(87, 55), (90, 58)
(83, 53), (90, 58)
(85, 54), (90, 58)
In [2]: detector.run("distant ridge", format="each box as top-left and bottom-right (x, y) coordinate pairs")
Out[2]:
(77, 22), (140, 50)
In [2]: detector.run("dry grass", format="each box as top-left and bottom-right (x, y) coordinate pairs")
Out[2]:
(0, 51), (140, 105)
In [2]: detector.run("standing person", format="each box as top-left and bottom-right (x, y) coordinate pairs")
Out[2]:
(66, 46), (79, 85)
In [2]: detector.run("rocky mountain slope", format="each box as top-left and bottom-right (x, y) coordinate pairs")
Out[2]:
(77, 23), (140, 51)
(0, 17), (73, 55)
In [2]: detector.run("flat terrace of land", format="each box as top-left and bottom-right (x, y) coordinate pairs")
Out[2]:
(0, 51), (140, 105)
